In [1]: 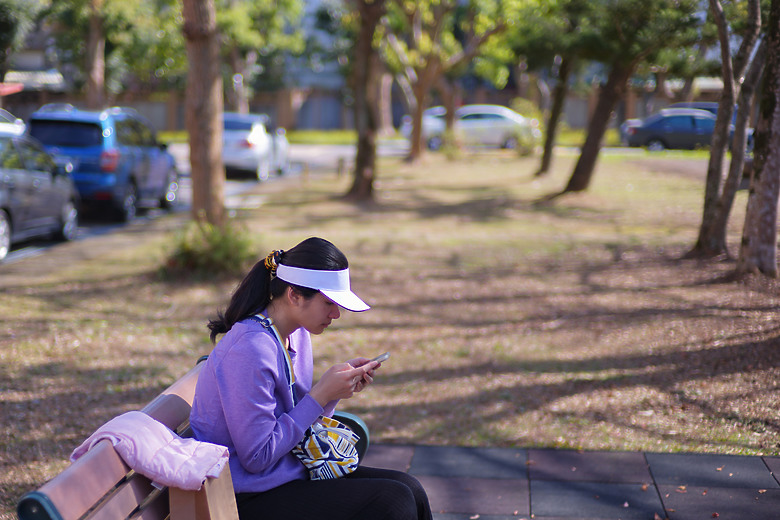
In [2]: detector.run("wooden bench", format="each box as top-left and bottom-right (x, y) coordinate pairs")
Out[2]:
(16, 357), (370, 520)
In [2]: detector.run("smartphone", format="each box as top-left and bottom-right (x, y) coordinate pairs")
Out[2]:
(371, 352), (391, 363)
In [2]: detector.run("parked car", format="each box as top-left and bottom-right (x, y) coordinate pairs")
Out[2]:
(0, 108), (25, 135)
(625, 108), (724, 151)
(223, 112), (290, 181)
(27, 104), (179, 222)
(401, 104), (541, 153)
(0, 130), (79, 261)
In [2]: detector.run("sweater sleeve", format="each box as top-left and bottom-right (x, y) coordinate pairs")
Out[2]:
(215, 329), (323, 474)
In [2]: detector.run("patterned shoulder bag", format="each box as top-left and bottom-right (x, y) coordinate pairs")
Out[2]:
(249, 314), (360, 480)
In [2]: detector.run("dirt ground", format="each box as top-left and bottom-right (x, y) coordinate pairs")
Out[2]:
(2, 152), (779, 517)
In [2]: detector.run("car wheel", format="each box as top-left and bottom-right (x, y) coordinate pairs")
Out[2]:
(55, 200), (79, 241)
(160, 169), (179, 211)
(256, 159), (270, 182)
(0, 209), (10, 261)
(646, 139), (666, 151)
(116, 183), (137, 222)
(427, 136), (443, 151)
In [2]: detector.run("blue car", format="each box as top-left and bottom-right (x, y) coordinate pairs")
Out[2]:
(27, 104), (179, 221)
(0, 130), (80, 261)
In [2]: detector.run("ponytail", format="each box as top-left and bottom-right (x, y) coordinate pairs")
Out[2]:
(207, 237), (349, 343)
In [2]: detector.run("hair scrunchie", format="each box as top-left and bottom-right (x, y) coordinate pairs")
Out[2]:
(264, 250), (284, 278)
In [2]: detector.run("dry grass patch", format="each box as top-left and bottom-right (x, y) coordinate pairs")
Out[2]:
(2, 149), (779, 516)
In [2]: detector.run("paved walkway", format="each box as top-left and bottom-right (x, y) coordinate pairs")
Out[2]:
(363, 444), (780, 520)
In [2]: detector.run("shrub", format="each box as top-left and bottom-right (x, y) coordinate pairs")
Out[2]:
(511, 98), (544, 156)
(161, 217), (256, 280)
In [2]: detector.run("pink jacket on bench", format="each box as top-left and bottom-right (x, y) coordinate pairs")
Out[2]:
(70, 411), (229, 491)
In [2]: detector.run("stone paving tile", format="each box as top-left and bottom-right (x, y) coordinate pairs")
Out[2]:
(433, 515), (531, 520)
(530, 480), (666, 519)
(417, 475), (529, 517)
(528, 449), (652, 483)
(362, 444), (415, 473)
(658, 485), (780, 520)
(646, 452), (780, 489)
(763, 456), (780, 486)
(409, 445), (528, 479)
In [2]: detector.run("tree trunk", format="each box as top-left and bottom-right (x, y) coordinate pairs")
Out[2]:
(537, 54), (573, 176)
(737, 0), (780, 277)
(563, 62), (632, 193)
(346, 0), (386, 201)
(378, 71), (395, 137)
(85, 0), (105, 109)
(182, 0), (225, 227)
(227, 47), (252, 114)
(706, 40), (766, 256)
(691, 0), (761, 257)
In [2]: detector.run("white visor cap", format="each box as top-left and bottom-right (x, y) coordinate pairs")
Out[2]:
(276, 264), (370, 312)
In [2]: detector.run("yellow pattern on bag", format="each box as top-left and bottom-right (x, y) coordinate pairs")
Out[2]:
(292, 415), (360, 480)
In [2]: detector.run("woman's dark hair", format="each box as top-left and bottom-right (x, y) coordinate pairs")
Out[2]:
(207, 237), (349, 342)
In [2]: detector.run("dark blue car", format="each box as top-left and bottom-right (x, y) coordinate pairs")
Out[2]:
(625, 108), (720, 151)
(27, 104), (179, 221)
(0, 130), (80, 261)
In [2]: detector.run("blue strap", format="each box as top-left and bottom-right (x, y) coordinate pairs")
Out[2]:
(248, 314), (298, 404)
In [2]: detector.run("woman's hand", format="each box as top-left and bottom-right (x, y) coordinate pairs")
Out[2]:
(309, 360), (379, 406)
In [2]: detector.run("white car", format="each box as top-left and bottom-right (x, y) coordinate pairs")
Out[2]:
(0, 108), (25, 135)
(401, 104), (541, 152)
(223, 112), (290, 181)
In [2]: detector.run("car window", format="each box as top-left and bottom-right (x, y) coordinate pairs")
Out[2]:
(0, 136), (24, 169)
(115, 117), (140, 146)
(224, 119), (254, 131)
(28, 120), (104, 147)
(460, 113), (484, 121)
(694, 117), (715, 131)
(131, 119), (156, 146)
(663, 116), (693, 130)
(17, 139), (55, 172)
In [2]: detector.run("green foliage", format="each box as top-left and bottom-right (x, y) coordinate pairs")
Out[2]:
(46, 0), (187, 94)
(216, 0), (304, 94)
(0, 0), (45, 74)
(161, 218), (256, 280)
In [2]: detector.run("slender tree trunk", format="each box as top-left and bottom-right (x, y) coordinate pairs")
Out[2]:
(692, 0), (761, 257)
(563, 62), (632, 193)
(405, 61), (441, 162)
(182, 0), (225, 226)
(378, 71), (395, 137)
(85, 0), (105, 109)
(227, 47), (252, 114)
(346, 0), (386, 200)
(707, 40), (766, 255)
(738, 0), (780, 277)
(537, 55), (573, 176)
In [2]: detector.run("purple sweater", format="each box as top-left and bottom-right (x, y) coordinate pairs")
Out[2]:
(190, 319), (336, 493)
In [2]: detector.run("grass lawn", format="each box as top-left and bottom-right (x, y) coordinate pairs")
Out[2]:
(1, 147), (779, 517)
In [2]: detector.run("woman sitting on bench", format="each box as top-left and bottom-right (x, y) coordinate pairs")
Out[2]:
(189, 237), (432, 520)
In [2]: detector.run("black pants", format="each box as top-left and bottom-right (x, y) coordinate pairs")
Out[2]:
(235, 466), (432, 520)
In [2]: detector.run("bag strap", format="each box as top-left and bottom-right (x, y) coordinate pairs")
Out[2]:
(248, 314), (298, 404)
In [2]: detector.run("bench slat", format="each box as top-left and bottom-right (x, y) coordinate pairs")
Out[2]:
(17, 440), (131, 520)
(18, 360), (207, 520)
(86, 472), (155, 520)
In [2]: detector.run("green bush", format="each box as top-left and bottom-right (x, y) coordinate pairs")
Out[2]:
(510, 98), (544, 157)
(161, 217), (256, 280)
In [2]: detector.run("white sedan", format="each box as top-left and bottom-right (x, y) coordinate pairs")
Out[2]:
(223, 112), (290, 181)
(401, 104), (541, 153)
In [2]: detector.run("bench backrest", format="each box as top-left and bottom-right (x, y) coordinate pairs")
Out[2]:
(17, 360), (206, 520)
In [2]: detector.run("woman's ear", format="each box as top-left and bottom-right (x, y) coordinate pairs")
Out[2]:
(287, 286), (303, 307)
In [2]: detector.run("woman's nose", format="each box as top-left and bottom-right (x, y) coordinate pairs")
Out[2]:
(331, 307), (341, 319)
